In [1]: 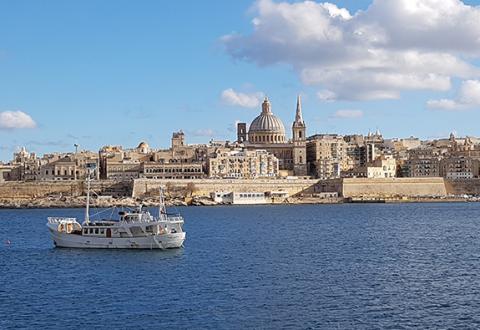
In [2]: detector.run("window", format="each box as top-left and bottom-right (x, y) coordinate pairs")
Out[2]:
(95, 228), (99, 234)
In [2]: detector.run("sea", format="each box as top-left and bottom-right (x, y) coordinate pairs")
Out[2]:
(2, 203), (480, 329)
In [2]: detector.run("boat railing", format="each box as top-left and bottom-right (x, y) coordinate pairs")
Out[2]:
(47, 217), (77, 224)
(165, 216), (184, 222)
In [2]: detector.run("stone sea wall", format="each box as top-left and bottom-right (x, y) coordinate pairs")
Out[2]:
(444, 179), (480, 196)
(0, 180), (131, 199)
(340, 177), (447, 198)
(0, 181), (83, 199)
(132, 178), (319, 198)
(1, 177), (479, 207)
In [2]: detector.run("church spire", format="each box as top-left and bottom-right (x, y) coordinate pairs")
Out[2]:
(293, 95), (304, 126)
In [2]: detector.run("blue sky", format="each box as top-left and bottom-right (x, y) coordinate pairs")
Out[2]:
(1, 0), (480, 161)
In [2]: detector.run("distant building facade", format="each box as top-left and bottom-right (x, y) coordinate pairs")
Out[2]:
(307, 134), (347, 179)
(208, 149), (279, 179)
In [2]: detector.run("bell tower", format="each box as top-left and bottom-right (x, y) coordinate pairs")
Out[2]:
(292, 95), (306, 141)
(292, 95), (307, 176)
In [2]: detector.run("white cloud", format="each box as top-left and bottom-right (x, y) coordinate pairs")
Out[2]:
(221, 88), (264, 108)
(0, 111), (36, 129)
(334, 109), (363, 118)
(317, 89), (336, 102)
(426, 99), (460, 110)
(223, 0), (480, 101)
(427, 80), (480, 110)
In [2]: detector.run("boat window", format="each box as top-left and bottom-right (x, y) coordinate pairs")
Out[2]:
(83, 229), (88, 234)
(100, 229), (105, 235)
(89, 228), (93, 234)
(95, 228), (99, 234)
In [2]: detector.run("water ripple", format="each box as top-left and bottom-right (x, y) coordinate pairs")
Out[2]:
(1, 203), (480, 328)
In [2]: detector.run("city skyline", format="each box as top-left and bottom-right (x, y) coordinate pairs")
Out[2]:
(2, 0), (480, 161)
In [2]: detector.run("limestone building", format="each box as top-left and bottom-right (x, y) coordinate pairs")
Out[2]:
(440, 157), (479, 179)
(307, 134), (348, 179)
(208, 149), (279, 179)
(238, 96), (307, 176)
(40, 156), (77, 181)
(343, 155), (397, 179)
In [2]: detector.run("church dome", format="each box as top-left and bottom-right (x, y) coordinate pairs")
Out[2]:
(248, 98), (285, 134)
(137, 141), (150, 153)
(248, 97), (286, 144)
(249, 113), (286, 134)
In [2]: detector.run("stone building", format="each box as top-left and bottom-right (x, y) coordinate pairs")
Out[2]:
(440, 157), (479, 179)
(208, 149), (279, 179)
(140, 162), (204, 179)
(404, 147), (441, 177)
(343, 135), (368, 170)
(98, 134), (210, 181)
(99, 144), (148, 180)
(72, 151), (100, 180)
(307, 134), (347, 179)
(237, 123), (247, 143)
(239, 96), (307, 176)
(343, 155), (396, 179)
(369, 155), (397, 178)
(11, 147), (40, 181)
(0, 164), (15, 182)
(407, 158), (441, 177)
(40, 156), (77, 181)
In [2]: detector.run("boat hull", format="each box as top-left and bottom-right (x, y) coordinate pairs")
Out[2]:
(49, 230), (185, 249)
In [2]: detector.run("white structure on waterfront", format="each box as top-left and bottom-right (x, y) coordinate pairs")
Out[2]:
(211, 191), (267, 204)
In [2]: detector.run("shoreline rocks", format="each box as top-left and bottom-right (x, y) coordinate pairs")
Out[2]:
(0, 194), (474, 209)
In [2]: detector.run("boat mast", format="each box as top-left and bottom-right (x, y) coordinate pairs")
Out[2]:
(159, 186), (166, 220)
(85, 168), (91, 224)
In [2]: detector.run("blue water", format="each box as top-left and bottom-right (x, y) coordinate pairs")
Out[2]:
(2, 203), (480, 329)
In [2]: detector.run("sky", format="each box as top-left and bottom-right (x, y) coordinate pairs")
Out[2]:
(1, 0), (480, 161)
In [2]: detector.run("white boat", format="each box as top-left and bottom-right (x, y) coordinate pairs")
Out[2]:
(46, 169), (185, 249)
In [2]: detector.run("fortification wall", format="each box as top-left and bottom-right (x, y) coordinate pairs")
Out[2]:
(132, 178), (320, 198)
(444, 179), (480, 195)
(0, 177), (463, 201)
(0, 181), (83, 199)
(0, 180), (131, 199)
(341, 177), (447, 198)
